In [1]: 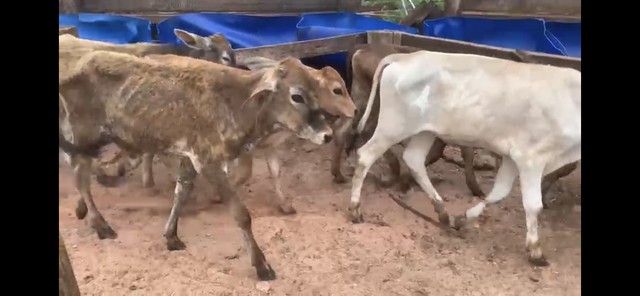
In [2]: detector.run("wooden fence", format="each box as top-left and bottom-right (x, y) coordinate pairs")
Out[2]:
(59, 0), (361, 14)
(445, 0), (581, 21)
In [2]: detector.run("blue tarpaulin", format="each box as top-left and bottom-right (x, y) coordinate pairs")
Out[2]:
(422, 16), (580, 58)
(296, 12), (418, 75)
(157, 13), (301, 49)
(544, 21), (581, 58)
(59, 13), (154, 44)
(59, 13), (581, 72)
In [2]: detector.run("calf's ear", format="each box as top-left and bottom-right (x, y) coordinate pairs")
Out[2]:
(241, 56), (279, 71)
(248, 76), (278, 102)
(174, 29), (207, 49)
(209, 33), (230, 45)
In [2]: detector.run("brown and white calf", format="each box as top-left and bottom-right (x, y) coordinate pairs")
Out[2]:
(349, 50), (580, 266)
(219, 56), (356, 214)
(100, 56), (357, 214)
(59, 50), (333, 280)
(58, 30), (237, 187)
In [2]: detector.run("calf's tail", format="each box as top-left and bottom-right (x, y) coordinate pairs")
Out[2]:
(346, 55), (397, 155)
(58, 93), (104, 158)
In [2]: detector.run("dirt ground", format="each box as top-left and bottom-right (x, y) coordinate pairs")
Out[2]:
(59, 139), (581, 296)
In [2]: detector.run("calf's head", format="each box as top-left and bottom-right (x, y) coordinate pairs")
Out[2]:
(173, 29), (236, 66)
(247, 57), (334, 145)
(243, 57), (356, 118)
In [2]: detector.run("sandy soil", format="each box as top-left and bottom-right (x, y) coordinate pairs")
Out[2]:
(59, 139), (581, 296)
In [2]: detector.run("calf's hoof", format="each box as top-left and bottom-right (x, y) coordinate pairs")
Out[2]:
(278, 203), (297, 215)
(348, 204), (364, 224)
(90, 218), (117, 239)
(142, 179), (155, 188)
(75, 200), (88, 220)
(96, 226), (117, 240)
(438, 212), (451, 226)
(117, 165), (126, 177)
(332, 173), (347, 184)
(166, 237), (187, 251)
(471, 188), (486, 198)
(451, 215), (466, 230)
(528, 255), (550, 267)
(542, 199), (550, 210)
(376, 176), (396, 188)
(95, 174), (122, 188)
(256, 263), (277, 281)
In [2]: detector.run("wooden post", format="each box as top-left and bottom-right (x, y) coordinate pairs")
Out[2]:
(59, 0), (79, 14)
(444, 0), (462, 16)
(59, 232), (81, 296)
(367, 31), (403, 46)
(59, 26), (79, 37)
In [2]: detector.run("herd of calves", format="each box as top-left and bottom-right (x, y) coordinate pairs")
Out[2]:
(58, 29), (581, 281)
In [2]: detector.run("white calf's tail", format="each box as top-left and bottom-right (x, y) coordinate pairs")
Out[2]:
(356, 54), (400, 133)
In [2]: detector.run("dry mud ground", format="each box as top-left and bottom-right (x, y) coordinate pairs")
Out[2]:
(59, 139), (581, 296)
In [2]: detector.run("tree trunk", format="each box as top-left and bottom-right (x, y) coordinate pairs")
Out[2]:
(59, 232), (81, 296)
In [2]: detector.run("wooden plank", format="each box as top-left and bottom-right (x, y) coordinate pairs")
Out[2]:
(59, 26), (78, 37)
(460, 11), (581, 21)
(59, 232), (81, 296)
(80, 0), (361, 14)
(235, 33), (367, 63)
(399, 32), (580, 71)
(458, 0), (581, 18)
(59, 0), (79, 14)
(400, 1), (446, 27)
(367, 31), (403, 46)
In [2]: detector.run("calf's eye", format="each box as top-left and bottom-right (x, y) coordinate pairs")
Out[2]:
(291, 94), (304, 103)
(333, 88), (343, 95)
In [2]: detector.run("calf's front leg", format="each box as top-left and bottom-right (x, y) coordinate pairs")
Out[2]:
(73, 155), (117, 239)
(264, 149), (296, 215)
(201, 160), (276, 281)
(164, 157), (197, 251)
(331, 117), (353, 184)
(141, 153), (156, 188)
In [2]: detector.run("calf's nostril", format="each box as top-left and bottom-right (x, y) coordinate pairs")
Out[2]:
(324, 134), (333, 143)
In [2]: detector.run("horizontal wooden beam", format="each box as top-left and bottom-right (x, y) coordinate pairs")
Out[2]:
(79, 0), (361, 14)
(59, 0), (79, 13)
(399, 32), (580, 71)
(460, 11), (581, 21)
(235, 33), (368, 63)
(458, 0), (581, 19)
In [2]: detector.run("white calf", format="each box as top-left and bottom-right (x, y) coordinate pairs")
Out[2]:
(349, 50), (581, 266)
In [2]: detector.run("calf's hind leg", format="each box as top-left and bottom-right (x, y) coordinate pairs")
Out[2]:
(540, 161), (578, 208)
(73, 155), (117, 239)
(402, 132), (453, 225)
(461, 147), (485, 197)
(452, 157), (518, 229)
(517, 162), (548, 266)
(140, 153), (156, 188)
(349, 131), (409, 223)
(201, 161), (276, 281)
(164, 157), (197, 251)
